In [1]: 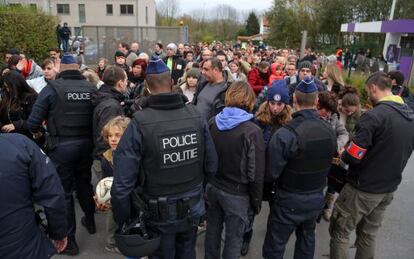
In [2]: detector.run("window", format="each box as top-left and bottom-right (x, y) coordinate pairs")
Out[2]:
(120, 4), (133, 15)
(29, 4), (37, 9)
(78, 4), (86, 23)
(106, 4), (113, 15)
(145, 6), (148, 24)
(9, 3), (22, 7)
(57, 4), (70, 15)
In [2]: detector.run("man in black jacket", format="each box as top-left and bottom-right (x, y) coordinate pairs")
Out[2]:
(192, 58), (230, 120)
(0, 134), (67, 258)
(163, 43), (186, 85)
(330, 72), (414, 259)
(92, 65), (127, 165)
(59, 22), (71, 52)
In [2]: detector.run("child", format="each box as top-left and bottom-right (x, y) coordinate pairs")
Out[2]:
(338, 86), (361, 139)
(179, 68), (199, 103)
(95, 116), (131, 253)
(317, 92), (349, 221)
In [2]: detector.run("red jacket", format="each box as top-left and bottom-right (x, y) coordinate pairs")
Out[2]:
(248, 68), (270, 95)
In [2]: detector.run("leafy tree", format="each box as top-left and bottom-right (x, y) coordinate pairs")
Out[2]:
(0, 5), (57, 62)
(245, 12), (260, 36)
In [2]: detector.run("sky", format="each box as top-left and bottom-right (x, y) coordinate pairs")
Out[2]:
(177, 0), (273, 14)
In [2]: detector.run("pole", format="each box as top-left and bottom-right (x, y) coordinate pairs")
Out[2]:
(383, 0), (398, 59)
(389, 0), (397, 20)
(300, 30), (307, 59)
(348, 34), (356, 79)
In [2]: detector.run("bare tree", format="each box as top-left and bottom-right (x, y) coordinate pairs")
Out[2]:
(157, 0), (181, 26)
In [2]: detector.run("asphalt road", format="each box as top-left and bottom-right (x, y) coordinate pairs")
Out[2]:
(56, 156), (414, 259)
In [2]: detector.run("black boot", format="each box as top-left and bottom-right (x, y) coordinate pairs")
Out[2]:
(61, 236), (79, 256)
(241, 230), (253, 256)
(81, 214), (96, 234)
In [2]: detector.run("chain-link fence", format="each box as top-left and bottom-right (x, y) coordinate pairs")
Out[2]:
(79, 26), (188, 65)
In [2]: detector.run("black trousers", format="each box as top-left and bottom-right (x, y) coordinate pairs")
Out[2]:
(49, 138), (95, 237)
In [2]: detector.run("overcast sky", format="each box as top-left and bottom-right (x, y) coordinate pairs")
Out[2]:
(177, 0), (273, 14)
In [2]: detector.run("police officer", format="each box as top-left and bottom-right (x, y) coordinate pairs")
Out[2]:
(262, 77), (337, 259)
(329, 72), (414, 259)
(27, 54), (97, 255)
(0, 134), (67, 258)
(111, 58), (218, 259)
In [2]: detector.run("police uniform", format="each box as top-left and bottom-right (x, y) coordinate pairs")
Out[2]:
(262, 78), (337, 259)
(111, 59), (218, 259)
(0, 134), (66, 259)
(27, 54), (97, 254)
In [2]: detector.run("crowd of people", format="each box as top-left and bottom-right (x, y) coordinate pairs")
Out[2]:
(0, 37), (414, 259)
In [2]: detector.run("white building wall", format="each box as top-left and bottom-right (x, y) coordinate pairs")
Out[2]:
(5, 0), (156, 30)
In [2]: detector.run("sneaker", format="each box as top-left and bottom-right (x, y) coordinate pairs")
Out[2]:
(105, 243), (121, 254)
(81, 215), (96, 234)
(61, 237), (79, 256)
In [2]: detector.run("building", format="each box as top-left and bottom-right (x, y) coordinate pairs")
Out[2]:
(5, 0), (156, 35)
(341, 19), (414, 85)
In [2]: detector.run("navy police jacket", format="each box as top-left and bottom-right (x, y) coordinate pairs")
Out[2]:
(111, 93), (218, 227)
(0, 134), (66, 258)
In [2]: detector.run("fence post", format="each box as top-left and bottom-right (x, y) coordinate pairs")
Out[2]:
(96, 26), (100, 61)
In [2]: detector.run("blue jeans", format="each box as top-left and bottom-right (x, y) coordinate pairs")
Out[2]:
(204, 183), (250, 259)
(62, 39), (69, 52)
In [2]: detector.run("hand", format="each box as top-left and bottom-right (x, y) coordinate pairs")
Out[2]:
(1, 123), (15, 133)
(32, 131), (43, 139)
(93, 195), (110, 211)
(52, 236), (68, 253)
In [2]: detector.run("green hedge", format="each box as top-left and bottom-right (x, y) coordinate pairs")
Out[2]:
(0, 5), (57, 63)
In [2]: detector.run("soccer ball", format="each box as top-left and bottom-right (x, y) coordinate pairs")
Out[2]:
(95, 177), (113, 205)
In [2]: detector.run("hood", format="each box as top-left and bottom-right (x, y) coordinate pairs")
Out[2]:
(270, 63), (284, 76)
(378, 96), (414, 121)
(91, 84), (124, 107)
(215, 107), (253, 131)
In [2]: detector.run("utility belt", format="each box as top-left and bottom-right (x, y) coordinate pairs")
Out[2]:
(45, 134), (91, 151)
(145, 195), (200, 222)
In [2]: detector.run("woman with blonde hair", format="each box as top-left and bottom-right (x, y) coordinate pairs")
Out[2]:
(323, 63), (344, 94)
(205, 81), (265, 259)
(255, 80), (292, 145)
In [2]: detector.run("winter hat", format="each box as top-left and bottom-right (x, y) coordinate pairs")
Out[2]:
(186, 68), (200, 78)
(298, 61), (312, 71)
(6, 48), (20, 55)
(114, 50), (126, 58)
(267, 80), (290, 104)
(146, 58), (169, 75)
(296, 76), (318, 93)
(166, 43), (177, 53)
(60, 54), (79, 72)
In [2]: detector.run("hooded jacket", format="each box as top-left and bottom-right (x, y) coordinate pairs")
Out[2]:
(342, 96), (414, 193)
(247, 67), (270, 95)
(92, 84), (125, 157)
(209, 107), (265, 214)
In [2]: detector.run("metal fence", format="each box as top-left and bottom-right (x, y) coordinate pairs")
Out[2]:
(80, 25), (188, 65)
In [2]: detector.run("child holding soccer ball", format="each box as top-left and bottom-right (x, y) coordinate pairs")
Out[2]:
(95, 116), (131, 253)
